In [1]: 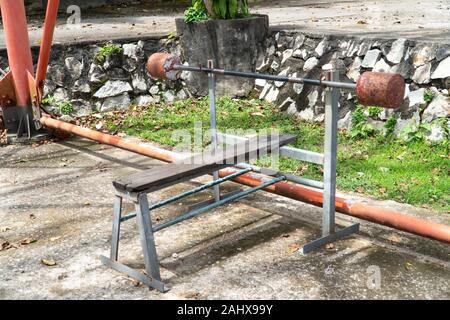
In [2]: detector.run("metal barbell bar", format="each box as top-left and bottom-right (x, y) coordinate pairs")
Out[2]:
(146, 52), (406, 109)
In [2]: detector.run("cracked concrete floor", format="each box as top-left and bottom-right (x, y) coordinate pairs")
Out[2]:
(0, 138), (449, 299)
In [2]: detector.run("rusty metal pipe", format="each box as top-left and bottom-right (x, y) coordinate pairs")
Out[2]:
(36, 0), (60, 92)
(0, 0), (34, 106)
(40, 116), (182, 163)
(40, 116), (450, 244)
(218, 168), (450, 244)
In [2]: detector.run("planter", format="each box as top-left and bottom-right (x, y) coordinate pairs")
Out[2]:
(175, 14), (269, 97)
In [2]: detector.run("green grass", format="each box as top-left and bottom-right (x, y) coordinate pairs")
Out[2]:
(101, 97), (449, 212)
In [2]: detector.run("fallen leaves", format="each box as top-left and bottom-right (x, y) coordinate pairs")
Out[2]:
(41, 259), (57, 267)
(0, 239), (13, 251)
(20, 238), (37, 245)
(287, 243), (300, 254)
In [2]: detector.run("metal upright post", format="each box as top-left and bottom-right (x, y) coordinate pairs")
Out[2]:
(299, 65), (359, 254)
(322, 65), (339, 236)
(208, 59), (221, 202)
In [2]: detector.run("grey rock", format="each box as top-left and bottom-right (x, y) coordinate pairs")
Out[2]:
(264, 86), (279, 103)
(373, 58), (390, 72)
(357, 42), (371, 56)
(386, 38), (407, 64)
(346, 41), (359, 57)
(315, 39), (327, 57)
(134, 95), (155, 106)
(107, 68), (130, 81)
(48, 64), (66, 87)
(65, 57), (84, 80)
(338, 111), (352, 130)
(292, 49), (302, 58)
(93, 80), (133, 99)
(267, 45), (276, 56)
(149, 85), (160, 96)
(53, 88), (70, 102)
(307, 90), (319, 107)
(278, 97), (294, 111)
(431, 56), (450, 79)
(422, 95), (450, 123)
(281, 49), (293, 65)
(59, 115), (75, 122)
(256, 59), (271, 72)
(346, 57), (362, 82)
(163, 90), (176, 103)
(298, 107), (315, 122)
(271, 60), (280, 71)
(122, 43), (139, 61)
(303, 57), (319, 72)
(293, 34), (306, 49)
(412, 63), (431, 84)
(407, 88), (426, 108)
(436, 45), (450, 61)
(132, 74), (148, 93)
(255, 78), (267, 88)
(361, 49), (381, 68)
(395, 111), (420, 137)
(426, 124), (446, 142)
(73, 80), (91, 94)
(390, 61), (412, 79)
(88, 64), (106, 84)
(259, 83), (272, 100)
(275, 68), (290, 87)
(101, 93), (131, 111)
(411, 44), (437, 67)
(176, 89), (188, 100)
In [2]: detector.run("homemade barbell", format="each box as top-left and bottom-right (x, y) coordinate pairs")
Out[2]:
(146, 52), (406, 109)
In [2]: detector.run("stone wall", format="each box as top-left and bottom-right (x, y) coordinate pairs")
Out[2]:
(0, 31), (448, 141)
(256, 31), (450, 142)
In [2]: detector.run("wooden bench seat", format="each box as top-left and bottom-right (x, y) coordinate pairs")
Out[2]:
(113, 134), (296, 193)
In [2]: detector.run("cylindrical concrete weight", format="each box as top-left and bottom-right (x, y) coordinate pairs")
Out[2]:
(146, 53), (182, 80)
(356, 72), (405, 109)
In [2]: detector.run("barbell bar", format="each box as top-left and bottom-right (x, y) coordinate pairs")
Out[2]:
(146, 52), (406, 109)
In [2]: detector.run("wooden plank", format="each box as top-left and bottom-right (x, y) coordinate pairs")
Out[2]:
(113, 134), (296, 193)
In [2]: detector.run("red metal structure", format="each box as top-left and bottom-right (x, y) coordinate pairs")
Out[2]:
(0, 0), (60, 140)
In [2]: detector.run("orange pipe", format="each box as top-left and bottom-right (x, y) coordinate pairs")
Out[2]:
(0, 0), (34, 106)
(36, 0), (60, 91)
(218, 168), (450, 244)
(40, 116), (182, 163)
(40, 116), (450, 244)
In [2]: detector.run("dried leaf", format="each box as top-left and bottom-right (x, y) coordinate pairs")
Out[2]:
(325, 243), (335, 250)
(356, 187), (364, 193)
(41, 259), (57, 266)
(0, 226), (11, 232)
(50, 236), (62, 242)
(357, 20), (368, 24)
(20, 238), (37, 245)
(287, 243), (300, 254)
(0, 239), (13, 251)
(387, 235), (402, 244)
(379, 187), (387, 194)
(29, 214), (36, 220)
(250, 112), (265, 117)
(182, 291), (200, 299)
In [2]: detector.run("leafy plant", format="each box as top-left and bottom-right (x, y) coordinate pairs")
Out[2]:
(399, 123), (432, 142)
(95, 44), (123, 63)
(41, 95), (56, 106)
(58, 101), (74, 115)
(184, 1), (209, 22)
(349, 105), (377, 139)
(384, 115), (397, 136)
(423, 89), (436, 103)
(367, 106), (383, 118)
(185, 0), (250, 21)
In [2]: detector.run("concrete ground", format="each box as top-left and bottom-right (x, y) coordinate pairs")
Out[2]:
(0, 138), (449, 299)
(1, 0), (450, 49)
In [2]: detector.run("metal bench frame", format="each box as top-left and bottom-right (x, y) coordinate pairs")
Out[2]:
(101, 63), (359, 292)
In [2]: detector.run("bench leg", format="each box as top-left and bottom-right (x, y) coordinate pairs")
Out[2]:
(134, 193), (162, 282)
(110, 195), (122, 261)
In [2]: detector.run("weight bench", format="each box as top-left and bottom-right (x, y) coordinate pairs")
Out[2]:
(100, 134), (296, 292)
